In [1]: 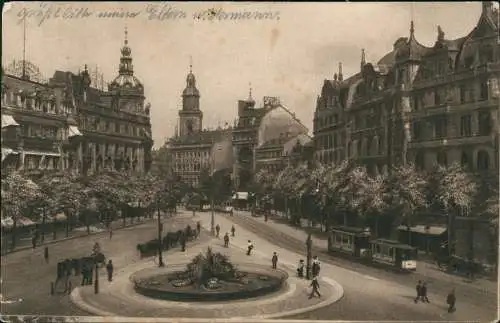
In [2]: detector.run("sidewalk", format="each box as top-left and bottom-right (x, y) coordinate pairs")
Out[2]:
(1, 214), (170, 256)
(238, 211), (498, 295)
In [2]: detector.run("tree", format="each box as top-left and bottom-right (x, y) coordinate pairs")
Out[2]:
(428, 163), (477, 256)
(1, 172), (43, 248)
(386, 164), (427, 243)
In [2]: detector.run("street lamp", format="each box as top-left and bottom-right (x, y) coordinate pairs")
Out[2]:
(94, 260), (99, 294)
(306, 233), (312, 280)
(157, 198), (165, 267)
(210, 192), (215, 236)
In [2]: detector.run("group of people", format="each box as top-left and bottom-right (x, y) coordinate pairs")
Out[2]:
(415, 280), (456, 313)
(214, 223), (236, 248)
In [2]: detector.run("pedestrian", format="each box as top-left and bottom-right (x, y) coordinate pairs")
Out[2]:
(421, 282), (430, 303)
(215, 224), (220, 238)
(247, 240), (254, 256)
(446, 289), (456, 313)
(106, 260), (114, 282)
(312, 256), (321, 277)
(180, 234), (186, 252)
(414, 280), (422, 303)
(231, 225), (235, 237)
(297, 259), (305, 278)
(223, 233), (230, 248)
(109, 228), (113, 239)
(272, 252), (278, 269)
(32, 235), (37, 249)
(196, 221), (201, 239)
(308, 276), (321, 299)
(44, 246), (49, 263)
(81, 264), (88, 286)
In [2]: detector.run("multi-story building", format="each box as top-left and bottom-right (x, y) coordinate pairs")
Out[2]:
(233, 95), (310, 189)
(1, 69), (78, 173)
(1, 28), (153, 175)
(314, 2), (499, 176)
(167, 65), (232, 187)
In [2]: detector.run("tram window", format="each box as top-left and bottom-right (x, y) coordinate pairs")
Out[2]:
(388, 247), (394, 257)
(335, 234), (342, 244)
(375, 244), (381, 254)
(342, 235), (350, 245)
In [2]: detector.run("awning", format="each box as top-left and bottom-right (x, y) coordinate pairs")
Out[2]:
(23, 151), (61, 157)
(68, 125), (83, 138)
(397, 225), (447, 236)
(232, 192), (249, 200)
(1, 148), (18, 161)
(1, 114), (20, 128)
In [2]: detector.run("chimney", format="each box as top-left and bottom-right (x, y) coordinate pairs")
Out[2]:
(338, 62), (343, 81)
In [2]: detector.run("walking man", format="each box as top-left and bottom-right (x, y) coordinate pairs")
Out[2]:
(196, 221), (201, 239)
(421, 282), (430, 303)
(44, 246), (49, 264)
(312, 256), (321, 277)
(446, 289), (456, 313)
(414, 280), (423, 303)
(272, 252), (278, 269)
(215, 224), (221, 238)
(308, 276), (321, 299)
(106, 260), (114, 282)
(231, 225), (235, 237)
(247, 240), (254, 256)
(223, 233), (230, 248)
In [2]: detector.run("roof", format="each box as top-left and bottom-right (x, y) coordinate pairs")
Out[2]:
(331, 225), (371, 235)
(169, 128), (232, 146)
(257, 105), (308, 147)
(370, 238), (415, 250)
(397, 225), (447, 236)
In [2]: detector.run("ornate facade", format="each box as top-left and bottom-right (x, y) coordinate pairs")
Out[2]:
(1, 28), (153, 175)
(314, 2), (499, 175)
(167, 65), (231, 187)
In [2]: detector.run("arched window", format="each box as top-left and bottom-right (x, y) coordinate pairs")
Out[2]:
(436, 151), (448, 167)
(415, 151), (425, 170)
(477, 150), (490, 170)
(461, 152), (470, 170)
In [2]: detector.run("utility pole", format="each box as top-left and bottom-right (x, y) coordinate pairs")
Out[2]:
(157, 199), (165, 267)
(306, 233), (312, 280)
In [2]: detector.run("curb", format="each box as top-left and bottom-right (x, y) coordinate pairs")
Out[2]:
(2, 219), (156, 256)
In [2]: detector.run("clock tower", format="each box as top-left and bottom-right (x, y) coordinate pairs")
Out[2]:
(179, 62), (203, 136)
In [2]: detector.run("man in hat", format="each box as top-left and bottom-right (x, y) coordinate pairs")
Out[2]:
(272, 252), (278, 269)
(309, 275), (321, 299)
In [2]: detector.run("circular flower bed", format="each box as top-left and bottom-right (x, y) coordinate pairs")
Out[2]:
(133, 264), (288, 302)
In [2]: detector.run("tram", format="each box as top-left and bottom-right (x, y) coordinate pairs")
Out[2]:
(327, 225), (418, 271)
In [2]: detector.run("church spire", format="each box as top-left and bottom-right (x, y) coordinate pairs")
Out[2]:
(247, 82), (255, 106)
(360, 49), (366, 71)
(119, 26), (133, 76)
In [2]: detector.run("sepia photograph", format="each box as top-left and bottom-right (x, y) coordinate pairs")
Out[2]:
(1, 1), (499, 322)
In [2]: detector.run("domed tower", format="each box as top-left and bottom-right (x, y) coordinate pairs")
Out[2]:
(108, 27), (145, 113)
(179, 61), (203, 136)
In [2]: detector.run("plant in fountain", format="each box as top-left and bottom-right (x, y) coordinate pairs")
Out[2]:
(182, 247), (239, 290)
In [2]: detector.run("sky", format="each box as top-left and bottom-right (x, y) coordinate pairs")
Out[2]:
(2, 2), (487, 148)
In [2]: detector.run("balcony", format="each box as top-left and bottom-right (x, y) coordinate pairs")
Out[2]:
(408, 135), (494, 149)
(21, 135), (59, 151)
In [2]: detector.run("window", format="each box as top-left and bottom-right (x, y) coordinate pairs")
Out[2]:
(434, 90), (441, 106)
(415, 151), (425, 170)
(477, 150), (490, 170)
(461, 152), (471, 169)
(436, 151), (448, 167)
(357, 140), (362, 156)
(412, 121), (421, 141)
(479, 79), (489, 101)
(460, 115), (472, 136)
(115, 123), (119, 133)
(478, 110), (492, 136)
(464, 56), (474, 68)
(412, 95), (420, 111)
(459, 84), (467, 103)
(434, 117), (447, 139)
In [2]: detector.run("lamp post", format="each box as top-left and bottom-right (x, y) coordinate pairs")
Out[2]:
(157, 199), (165, 267)
(94, 259), (99, 294)
(210, 194), (215, 236)
(306, 233), (312, 280)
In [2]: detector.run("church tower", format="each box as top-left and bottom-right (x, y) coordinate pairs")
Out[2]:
(179, 61), (203, 136)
